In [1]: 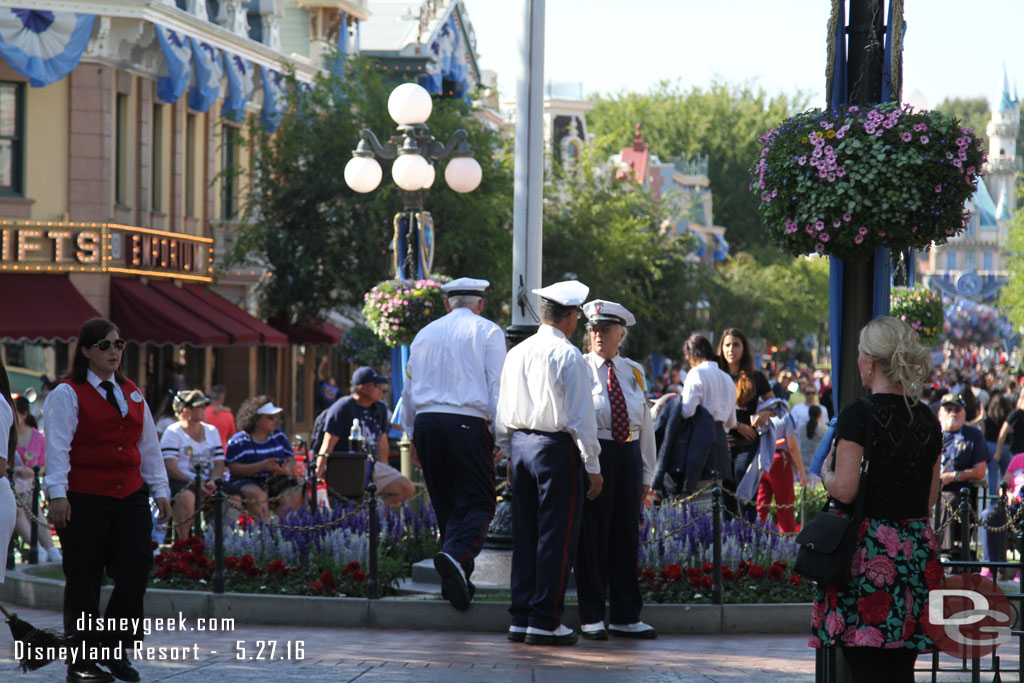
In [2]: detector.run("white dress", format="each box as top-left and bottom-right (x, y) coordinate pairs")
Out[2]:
(0, 398), (18, 582)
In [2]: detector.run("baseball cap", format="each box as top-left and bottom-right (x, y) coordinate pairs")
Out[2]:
(352, 366), (389, 386)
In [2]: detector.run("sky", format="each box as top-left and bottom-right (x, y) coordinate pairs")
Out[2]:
(459, 0), (1024, 109)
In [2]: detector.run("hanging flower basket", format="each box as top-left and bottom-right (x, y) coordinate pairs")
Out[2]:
(890, 286), (943, 346)
(750, 102), (986, 260)
(362, 276), (450, 347)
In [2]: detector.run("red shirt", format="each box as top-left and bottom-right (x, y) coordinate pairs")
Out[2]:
(204, 405), (237, 451)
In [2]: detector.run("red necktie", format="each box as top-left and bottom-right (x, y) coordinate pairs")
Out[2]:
(606, 359), (629, 444)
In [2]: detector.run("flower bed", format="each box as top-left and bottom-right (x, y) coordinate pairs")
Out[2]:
(750, 102), (985, 260)
(149, 501), (440, 597)
(638, 502), (814, 604)
(363, 277), (450, 347)
(890, 286), (943, 346)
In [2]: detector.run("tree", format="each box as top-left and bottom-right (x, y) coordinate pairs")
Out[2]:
(935, 96), (991, 153)
(998, 209), (1024, 331)
(227, 56), (513, 325)
(584, 80), (810, 262)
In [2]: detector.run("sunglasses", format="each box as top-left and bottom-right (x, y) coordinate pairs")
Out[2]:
(91, 339), (126, 351)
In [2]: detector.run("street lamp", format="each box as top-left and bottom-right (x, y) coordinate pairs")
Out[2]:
(343, 82), (483, 279)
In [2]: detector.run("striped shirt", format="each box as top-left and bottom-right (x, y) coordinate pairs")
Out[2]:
(225, 428), (292, 484)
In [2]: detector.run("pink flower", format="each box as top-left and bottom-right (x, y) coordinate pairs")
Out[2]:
(826, 613), (845, 636)
(874, 524), (901, 558)
(797, 156), (807, 165)
(878, 231), (886, 237)
(843, 213), (852, 222)
(814, 220), (824, 231)
(913, 122), (927, 132)
(851, 546), (868, 575)
(819, 233), (831, 242)
(935, 184), (942, 193)
(901, 132), (912, 142)
(808, 635), (822, 648)
(811, 600), (827, 628)
(853, 627), (885, 647)
(864, 556), (897, 587)
(854, 235), (864, 244)
(858, 226), (868, 235)
(920, 135), (929, 144)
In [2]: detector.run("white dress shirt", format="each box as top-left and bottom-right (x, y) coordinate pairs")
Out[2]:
(43, 369), (170, 500)
(402, 306), (506, 438)
(789, 401), (829, 430)
(680, 360), (738, 430)
(584, 352), (656, 486)
(0, 398), (15, 582)
(496, 325), (601, 473)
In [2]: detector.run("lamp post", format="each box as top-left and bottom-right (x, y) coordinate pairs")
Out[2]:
(342, 81), (482, 422)
(343, 82), (482, 281)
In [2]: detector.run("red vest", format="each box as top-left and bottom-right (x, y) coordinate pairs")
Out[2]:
(64, 378), (145, 498)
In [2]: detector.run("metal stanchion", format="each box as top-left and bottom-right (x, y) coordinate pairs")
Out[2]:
(212, 479), (225, 594)
(28, 464), (40, 564)
(367, 482), (379, 600)
(711, 483), (722, 605)
(191, 467), (203, 540)
(959, 487), (972, 569)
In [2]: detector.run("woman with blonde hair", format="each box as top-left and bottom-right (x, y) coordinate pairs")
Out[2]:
(810, 316), (943, 682)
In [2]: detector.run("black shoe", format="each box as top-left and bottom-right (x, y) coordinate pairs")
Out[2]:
(524, 630), (578, 646)
(434, 552), (470, 610)
(507, 628), (527, 643)
(102, 658), (140, 682)
(580, 628), (608, 640)
(67, 662), (115, 683)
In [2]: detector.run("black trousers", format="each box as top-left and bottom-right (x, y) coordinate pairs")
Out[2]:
(414, 412), (495, 582)
(576, 438), (643, 626)
(57, 486), (154, 653)
(842, 647), (918, 683)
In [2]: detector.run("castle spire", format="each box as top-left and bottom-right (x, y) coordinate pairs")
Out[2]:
(1000, 64), (1015, 110)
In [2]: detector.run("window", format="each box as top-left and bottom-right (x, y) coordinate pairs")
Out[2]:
(185, 114), (196, 216)
(247, 0), (263, 44)
(152, 104), (163, 211)
(0, 82), (24, 194)
(965, 250), (975, 271)
(221, 124), (237, 219)
(115, 94), (128, 204)
(206, 0), (220, 23)
(946, 250), (957, 271)
(984, 250), (994, 271)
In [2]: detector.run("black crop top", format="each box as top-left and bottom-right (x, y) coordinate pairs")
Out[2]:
(834, 393), (942, 520)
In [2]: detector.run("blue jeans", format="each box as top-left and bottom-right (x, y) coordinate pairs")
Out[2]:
(987, 441), (1010, 493)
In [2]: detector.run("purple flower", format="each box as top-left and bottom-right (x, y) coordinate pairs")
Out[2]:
(858, 226), (868, 235)
(843, 213), (852, 222)
(901, 132), (912, 142)
(935, 184), (942, 193)
(854, 235), (864, 244)
(920, 135), (929, 144)
(797, 156), (807, 165)
(819, 233), (830, 242)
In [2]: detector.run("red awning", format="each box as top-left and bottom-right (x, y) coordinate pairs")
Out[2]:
(111, 278), (230, 346)
(268, 316), (344, 345)
(1, 274), (103, 341)
(148, 281), (263, 345)
(183, 284), (288, 346)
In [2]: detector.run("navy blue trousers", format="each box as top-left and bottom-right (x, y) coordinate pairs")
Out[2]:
(509, 430), (585, 631)
(414, 413), (495, 582)
(576, 438), (643, 626)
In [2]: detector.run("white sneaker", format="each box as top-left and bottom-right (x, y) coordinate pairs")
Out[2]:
(608, 621), (658, 639)
(45, 547), (62, 563)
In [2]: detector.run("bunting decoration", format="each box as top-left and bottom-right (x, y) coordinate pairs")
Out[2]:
(260, 65), (284, 132)
(188, 37), (222, 112)
(155, 25), (192, 103)
(222, 51), (255, 121)
(422, 14), (470, 98)
(0, 9), (95, 87)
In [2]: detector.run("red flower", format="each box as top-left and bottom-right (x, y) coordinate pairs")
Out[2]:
(789, 575), (802, 587)
(768, 565), (784, 582)
(351, 570), (367, 582)
(346, 561), (362, 574)
(320, 571), (336, 588)
(309, 581), (323, 594)
(172, 539), (188, 552)
(664, 564), (683, 581)
(924, 559), (944, 589)
(641, 568), (655, 581)
(155, 565), (171, 580)
(195, 556), (209, 568)
(737, 561), (749, 577)
(154, 553), (168, 566)
(721, 568), (735, 582)
(225, 556), (240, 570)
(702, 562), (714, 575)
(772, 560), (787, 572)
(244, 566), (262, 578)
(184, 567), (198, 580)
(241, 554), (255, 568)
(700, 576), (713, 589)
(689, 577), (702, 589)
(748, 564), (765, 579)
(189, 540), (205, 555)
(686, 566), (702, 579)
(857, 590), (893, 624)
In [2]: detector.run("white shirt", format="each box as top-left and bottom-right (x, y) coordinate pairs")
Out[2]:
(789, 402), (829, 430)
(159, 422), (225, 479)
(584, 352), (656, 486)
(680, 360), (738, 430)
(496, 325), (601, 473)
(0, 398), (14, 583)
(43, 369), (170, 500)
(402, 306), (507, 438)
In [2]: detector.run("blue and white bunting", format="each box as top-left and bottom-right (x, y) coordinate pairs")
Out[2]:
(188, 37), (222, 112)
(260, 65), (284, 132)
(155, 25), (192, 103)
(222, 51), (255, 121)
(0, 9), (94, 87)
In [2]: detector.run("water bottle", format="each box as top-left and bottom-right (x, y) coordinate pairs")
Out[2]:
(349, 418), (364, 453)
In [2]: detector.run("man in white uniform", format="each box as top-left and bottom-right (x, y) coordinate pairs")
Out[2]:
(496, 280), (602, 646)
(402, 277), (506, 610)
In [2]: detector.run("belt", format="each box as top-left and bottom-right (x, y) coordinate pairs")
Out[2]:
(597, 429), (640, 442)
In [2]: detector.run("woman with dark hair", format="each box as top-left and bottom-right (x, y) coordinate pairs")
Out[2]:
(984, 391), (1013, 492)
(798, 404), (827, 468)
(0, 357), (18, 583)
(44, 317), (171, 683)
(679, 333), (737, 479)
(12, 394), (61, 561)
(716, 327), (773, 519)
(225, 395), (302, 521)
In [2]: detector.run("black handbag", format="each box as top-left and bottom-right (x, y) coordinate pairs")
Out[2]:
(794, 399), (872, 585)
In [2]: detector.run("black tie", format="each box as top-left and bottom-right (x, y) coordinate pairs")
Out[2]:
(99, 380), (122, 417)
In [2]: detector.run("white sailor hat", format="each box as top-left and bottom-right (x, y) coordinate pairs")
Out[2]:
(440, 277), (490, 296)
(583, 299), (636, 327)
(532, 280), (589, 307)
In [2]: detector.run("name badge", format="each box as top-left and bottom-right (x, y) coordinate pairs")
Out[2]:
(129, 391), (143, 403)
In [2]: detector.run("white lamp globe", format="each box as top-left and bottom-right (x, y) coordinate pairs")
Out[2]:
(444, 156), (483, 193)
(392, 153), (431, 191)
(388, 83), (433, 125)
(344, 156), (382, 193)
(421, 162), (436, 190)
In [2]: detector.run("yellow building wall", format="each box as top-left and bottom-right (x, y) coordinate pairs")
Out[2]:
(24, 78), (69, 220)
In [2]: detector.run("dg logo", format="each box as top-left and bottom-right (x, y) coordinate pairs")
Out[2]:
(921, 572), (1014, 659)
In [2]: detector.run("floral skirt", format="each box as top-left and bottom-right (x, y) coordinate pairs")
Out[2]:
(809, 516), (942, 649)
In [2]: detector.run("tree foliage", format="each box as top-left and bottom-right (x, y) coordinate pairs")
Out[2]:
(585, 80), (810, 262)
(227, 56), (513, 324)
(998, 209), (1024, 331)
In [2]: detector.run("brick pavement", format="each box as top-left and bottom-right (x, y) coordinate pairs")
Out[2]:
(0, 606), (1017, 681)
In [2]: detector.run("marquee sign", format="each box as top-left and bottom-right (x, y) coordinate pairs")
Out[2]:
(0, 221), (214, 282)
